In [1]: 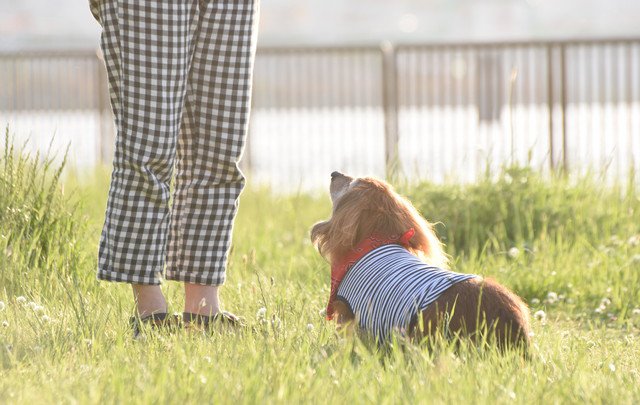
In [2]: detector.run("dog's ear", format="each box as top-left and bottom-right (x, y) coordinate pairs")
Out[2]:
(404, 213), (449, 269)
(310, 220), (330, 255)
(374, 183), (449, 269)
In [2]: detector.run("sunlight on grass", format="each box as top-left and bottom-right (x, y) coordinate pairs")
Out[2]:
(1, 132), (640, 403)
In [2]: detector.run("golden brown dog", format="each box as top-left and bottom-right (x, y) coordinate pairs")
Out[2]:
(311, 172), (531, 350)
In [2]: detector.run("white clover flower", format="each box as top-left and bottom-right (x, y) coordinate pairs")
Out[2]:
(546, 292), (558, 304)
(41, 315), (51, 323)
(609, 363), (616, 372)
(508, 247), (520, 259)
(199, 375), (207, 384)
(609, 235), (621, 246)
(0, 301), (5, 311)
(628, 235), (640, 247)
(319, 308), (327, 317)
(600, 298), (611, 307)
(203, 356), (212, 363)
(504, 174), (513, 184)
(256, 307), (267, 319)
(16, 296), (26, 304)
(533, 310), (546, 323)
(306, 323), (315, 331)
(594, 305), (605, 314)
(530, 298), (540, 305)
(632, 308), (640, 316)
(2, 321), (8, 328)
(32, 304), (44, 313)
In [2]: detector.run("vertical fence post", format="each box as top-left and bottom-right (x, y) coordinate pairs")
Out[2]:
(381, 41), (399, 180)
(546, 45), (555, 172)
(559, 44), (568, 172)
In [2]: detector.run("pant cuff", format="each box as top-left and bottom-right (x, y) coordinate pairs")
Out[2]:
(165, 268), (226, 286)
(97, 267), (162, 285)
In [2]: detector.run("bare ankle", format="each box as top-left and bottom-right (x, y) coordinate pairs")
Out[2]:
(132, 284), (167, 317)
(184, 284), (220, 316)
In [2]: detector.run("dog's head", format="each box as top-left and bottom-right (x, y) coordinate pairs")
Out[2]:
(310, 172), (448, 268)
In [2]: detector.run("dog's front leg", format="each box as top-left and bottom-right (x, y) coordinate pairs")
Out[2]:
(332, 299), (357, 336)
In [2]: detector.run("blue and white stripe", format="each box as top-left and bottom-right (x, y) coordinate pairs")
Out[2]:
(336, 244), (477, 342)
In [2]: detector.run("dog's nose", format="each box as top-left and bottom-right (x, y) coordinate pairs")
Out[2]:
(331, 171), (343, 180)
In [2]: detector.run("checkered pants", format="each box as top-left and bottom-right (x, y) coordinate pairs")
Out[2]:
(90, 0), (260, 285)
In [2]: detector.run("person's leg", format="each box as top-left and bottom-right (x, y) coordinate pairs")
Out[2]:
(132, 285), (168, 317)
(166, 0), (260, 315)
(184, 284), (219, 316)
(93, 0), (198, 315)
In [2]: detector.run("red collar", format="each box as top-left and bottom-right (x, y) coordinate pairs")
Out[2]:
(326, 228), (415, 320)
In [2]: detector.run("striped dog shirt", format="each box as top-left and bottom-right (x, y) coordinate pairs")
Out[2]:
(336, 244), (477, 342)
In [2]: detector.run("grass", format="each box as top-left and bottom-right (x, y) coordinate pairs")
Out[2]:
(1, 133), (640, 404)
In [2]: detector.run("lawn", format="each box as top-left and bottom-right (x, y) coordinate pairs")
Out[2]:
(1, 135), (640, 404)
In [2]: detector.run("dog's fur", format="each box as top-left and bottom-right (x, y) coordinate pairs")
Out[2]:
(311, 173), (531, 350)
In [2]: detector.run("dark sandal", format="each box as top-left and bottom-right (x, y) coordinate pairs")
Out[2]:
(183, 311), (246, 330)
(130, 312), (182, 338)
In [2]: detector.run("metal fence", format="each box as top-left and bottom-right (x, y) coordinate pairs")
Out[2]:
(408, 39), (640, 182)
(0, 50), (112, 169)
(1, 38), (639, 189)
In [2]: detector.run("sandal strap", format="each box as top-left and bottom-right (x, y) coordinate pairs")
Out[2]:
(183, 311), (246, 328)
(215, 311), (245, 326)
(182, 312), (213, 326)
(130, 312), (181, 337)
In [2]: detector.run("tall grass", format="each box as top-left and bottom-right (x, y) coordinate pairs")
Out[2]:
(404, 166), (640, 257)
(1, 134), (640, 403)
(0, 129), (88, 299)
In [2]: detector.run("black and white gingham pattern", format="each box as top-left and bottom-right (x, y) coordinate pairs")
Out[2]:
(93, 0), (260, 285)
(337, 245), (477, 343)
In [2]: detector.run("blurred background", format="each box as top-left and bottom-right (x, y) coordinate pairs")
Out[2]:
(1, 0), (640, 189)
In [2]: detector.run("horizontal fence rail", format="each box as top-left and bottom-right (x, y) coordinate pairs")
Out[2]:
(0, 50), (112, 168)
(1, 38), (639, 189)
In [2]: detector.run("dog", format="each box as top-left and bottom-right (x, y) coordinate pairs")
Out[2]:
(310, 172), (531, 350)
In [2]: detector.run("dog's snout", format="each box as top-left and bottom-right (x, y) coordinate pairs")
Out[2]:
(331, 171), (343, 180)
